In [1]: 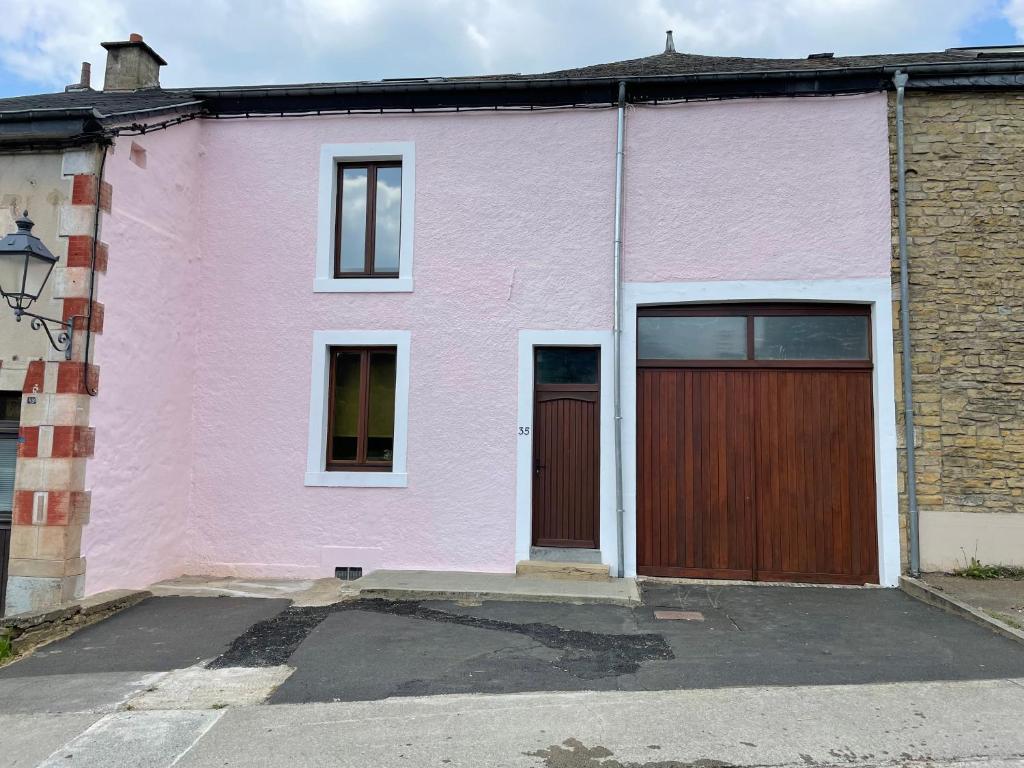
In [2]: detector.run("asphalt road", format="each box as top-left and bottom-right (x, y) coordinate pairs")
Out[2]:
(3, 585), (1024, 766)
(233, 584), (1024, 702)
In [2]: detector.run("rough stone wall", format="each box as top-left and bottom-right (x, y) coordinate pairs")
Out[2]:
(891, 90), (1024, 568)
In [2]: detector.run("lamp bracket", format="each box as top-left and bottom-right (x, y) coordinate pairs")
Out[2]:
(14, 309), (73, 360)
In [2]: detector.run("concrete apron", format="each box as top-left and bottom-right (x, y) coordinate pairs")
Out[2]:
(153, 571), (641, 607)
(351, 569), (641, 606)
(149, 576), (358, 607)
(150, 571), (900, 608)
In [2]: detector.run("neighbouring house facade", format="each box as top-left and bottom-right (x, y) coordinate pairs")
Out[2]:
(890, 73), (1024, 571)
(0, 146), (108, 613)
(0, 34), (1020, 613)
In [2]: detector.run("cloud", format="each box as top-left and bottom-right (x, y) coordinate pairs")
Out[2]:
(1005, 0), (1024, 36)
(0, 0), (1016, 95)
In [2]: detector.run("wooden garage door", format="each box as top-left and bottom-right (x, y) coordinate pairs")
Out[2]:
(636, 304), (878, 585)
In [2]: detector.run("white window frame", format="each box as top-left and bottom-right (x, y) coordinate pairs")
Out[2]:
(315, 142), (415, 293)
(305, 330), (411, 487)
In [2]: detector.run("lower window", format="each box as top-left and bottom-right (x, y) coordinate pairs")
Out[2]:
(328, 347), (397, 471)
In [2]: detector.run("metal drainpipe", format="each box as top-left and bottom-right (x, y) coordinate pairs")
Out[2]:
(894, 70), (921, 576)
(613, 81), (627, 578)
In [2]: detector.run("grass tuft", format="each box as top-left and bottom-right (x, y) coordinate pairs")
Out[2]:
(953, 557), (1024, 580)
(0, 633), (11, 662)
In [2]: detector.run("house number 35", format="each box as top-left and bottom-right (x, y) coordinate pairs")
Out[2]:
(518, 426), (530, 436)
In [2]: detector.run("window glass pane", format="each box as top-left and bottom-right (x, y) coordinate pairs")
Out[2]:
(373, 166), (402, 273)
(0, 391), (21, 422)
(638, 316), (747, 359)
(754, 315), (869, 360)
(536, 348), (599, 384)
(338, 167), (368, 273)
(366, 351), (396, 462)
(331, 352), (361, 461)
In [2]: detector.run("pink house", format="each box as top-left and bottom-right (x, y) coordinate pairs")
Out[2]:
(3, 33), (951, 612)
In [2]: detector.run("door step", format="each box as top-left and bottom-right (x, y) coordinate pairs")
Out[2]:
(529, 546), (603, 564)
(516, 560), (611, 581)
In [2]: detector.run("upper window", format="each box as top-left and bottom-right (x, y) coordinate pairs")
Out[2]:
(336, 162), (403, 278)
(328, 346), (397, 470)
(638, 304), (871, 365)
(316, 143), (415, 293)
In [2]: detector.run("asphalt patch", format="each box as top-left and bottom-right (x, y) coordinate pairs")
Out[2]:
(528, 738), (734, 768)
(207, 605), (331, 669)
(209, 598), (674, 678)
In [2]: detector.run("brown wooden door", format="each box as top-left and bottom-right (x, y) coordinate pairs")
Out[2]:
(637, 369), (755, 578)
(636, 304), (878, 585)
(532, 348), (600, 548)
(753, 370), (877, 583)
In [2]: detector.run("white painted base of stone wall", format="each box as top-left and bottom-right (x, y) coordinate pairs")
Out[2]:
(920, 510), (1024, 570)
(5, 573), (85, 616)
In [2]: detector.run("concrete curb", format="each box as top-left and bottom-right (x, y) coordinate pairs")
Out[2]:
(357, 587), (640, 607)
(900, 575), (1024, 646)
(352, 570), (642, 607)
(357, 582), (641, 607)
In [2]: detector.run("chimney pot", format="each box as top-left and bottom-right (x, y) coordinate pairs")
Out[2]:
(101, 34), (167, 90)
(665, 30), (676, 54)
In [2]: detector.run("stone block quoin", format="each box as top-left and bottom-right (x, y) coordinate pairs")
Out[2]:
(6, 151), (108, 613)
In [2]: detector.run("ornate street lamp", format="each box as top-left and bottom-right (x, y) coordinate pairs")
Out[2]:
(0, 211), (72, 359)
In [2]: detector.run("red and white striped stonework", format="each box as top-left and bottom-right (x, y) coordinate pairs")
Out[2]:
(7, 148), (108, 612)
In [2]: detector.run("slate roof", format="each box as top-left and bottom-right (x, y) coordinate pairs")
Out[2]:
(0, 88), (198, 119)
(0, 46), (1019, 128)
(534, 49), (982, 79)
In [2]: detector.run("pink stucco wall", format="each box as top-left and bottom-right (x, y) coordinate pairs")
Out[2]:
(624, 93), (891, 281)
(82, 123), (202, 593)
(188, 110), (617, 577)
(82, 92), (891, 590)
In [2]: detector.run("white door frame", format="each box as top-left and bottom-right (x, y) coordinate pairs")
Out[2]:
(621, 277), (900, 586)
(515, 330), (619, 573)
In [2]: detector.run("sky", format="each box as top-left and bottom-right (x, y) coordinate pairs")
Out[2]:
(1, 0), (1023, 97)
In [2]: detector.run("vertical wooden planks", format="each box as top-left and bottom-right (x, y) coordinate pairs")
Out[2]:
(638, 366), (877, 584)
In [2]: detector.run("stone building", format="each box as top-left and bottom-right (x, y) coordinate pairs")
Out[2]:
(892, 65), (1024, 570)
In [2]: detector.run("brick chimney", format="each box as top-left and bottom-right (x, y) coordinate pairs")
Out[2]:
(65, 62), (92, 92)
(100, 33), (166, 91)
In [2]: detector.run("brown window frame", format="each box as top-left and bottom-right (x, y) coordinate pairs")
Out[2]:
(637, 302), (872, 369)
(326, 346), (397, 472)
(333, 161), (402, 279)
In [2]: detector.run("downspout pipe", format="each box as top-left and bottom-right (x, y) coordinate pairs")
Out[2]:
(894, 70), (921, 576)
(613, 81), (627, 578)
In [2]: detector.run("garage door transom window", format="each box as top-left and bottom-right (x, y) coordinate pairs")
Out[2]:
(638, 304), (870, 365)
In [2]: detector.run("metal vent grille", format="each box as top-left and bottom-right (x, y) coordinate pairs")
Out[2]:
(334, 566), (363, 581)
